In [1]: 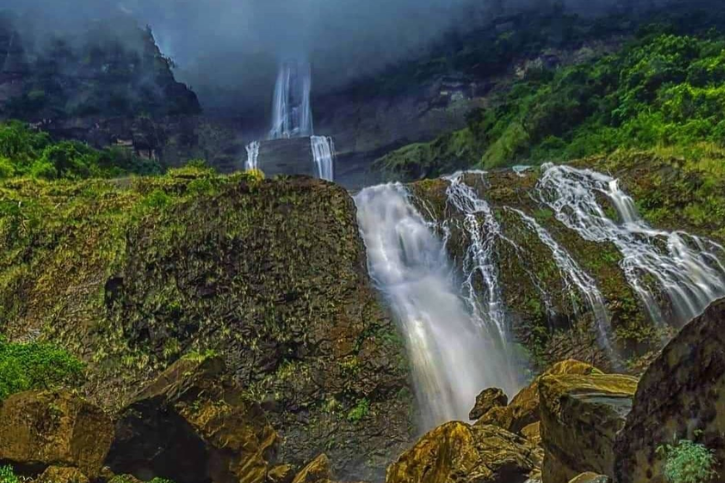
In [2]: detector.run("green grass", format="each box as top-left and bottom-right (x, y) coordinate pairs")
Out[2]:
(658, 440), (718, 483)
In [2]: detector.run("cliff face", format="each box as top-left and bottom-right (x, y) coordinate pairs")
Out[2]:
(0, 169), (414, 481)
(0, 13), (206, 167)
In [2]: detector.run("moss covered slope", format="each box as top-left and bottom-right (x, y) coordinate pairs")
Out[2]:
(0, 167), (413, 480)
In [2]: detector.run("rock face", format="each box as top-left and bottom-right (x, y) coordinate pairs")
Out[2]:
(0, 390), (114, 478)
(256, 138), (322, 178)
(0, 172), (413, 481)
(385, 422), (541, 483)
(36, 466), (91, 483)
(291, 455), (332, 483)
(470, 388), (508, 420)
(106, 355), (277, 483)
(615, 297), (725, 483)
(539, 373), (638, 483)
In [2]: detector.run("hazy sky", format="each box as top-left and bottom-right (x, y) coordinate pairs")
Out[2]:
(1, 0), (648, 110)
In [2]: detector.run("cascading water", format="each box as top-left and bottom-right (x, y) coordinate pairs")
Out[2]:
(245, 141), (260, 171)
(310, 136), (335, 181)
(444, 172), (512, 346)
(508, 207), (614, 355)
(537, 163), (725, 325)
(354, 183), (516, 428)
(269, 61), (313, 140)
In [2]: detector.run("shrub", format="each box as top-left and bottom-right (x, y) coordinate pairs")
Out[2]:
(657, 439), (718, 483)
(347, 398), (370, 422)
(0, 336), (85, 401)
(0, 465), (19, 483)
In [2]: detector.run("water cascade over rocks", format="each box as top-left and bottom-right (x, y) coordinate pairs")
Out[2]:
(354, 183), (516, 428)
(537, 163), (725, 325)
(310, 135), (335, 181)
(356, 166), (725, 429)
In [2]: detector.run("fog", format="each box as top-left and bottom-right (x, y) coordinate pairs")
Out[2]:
(1, 0), (657, 111)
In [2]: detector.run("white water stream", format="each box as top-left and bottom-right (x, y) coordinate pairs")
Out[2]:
(354, 183), (516, 428)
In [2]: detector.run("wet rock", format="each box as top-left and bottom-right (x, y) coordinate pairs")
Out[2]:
(539, 373), (638, 483)
(385, 422), (541, 483)
(615, 298), (725, 483)
(474, 360), (602, 434)
(0, 390), (114, 478)
(267, 465), (296, 483)
(36, 466), (90, 483)
(521, 422), (541, 446)
(470, 388), (508, 420)
(507, 360), (602, 434)
(291, 455), (332, 483)
(568, 473), (611, 483)
(106, 355), (278, 483)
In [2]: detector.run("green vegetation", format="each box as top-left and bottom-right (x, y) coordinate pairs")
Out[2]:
(347, 398), (370, 422)
(0, 336), (85, 401)
(0, 466), (19, 483)
(0, 121), (163, 180)
(378, 26), (725, 179)
(658, 440), (718, 483)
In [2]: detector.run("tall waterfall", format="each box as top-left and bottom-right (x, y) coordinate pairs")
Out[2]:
(538, 163), (725, 325)
(269, 61), (313, 140)
(311, 136), (335, 181)
(245, 141), (260, 171)
(354, 184), (516, 428)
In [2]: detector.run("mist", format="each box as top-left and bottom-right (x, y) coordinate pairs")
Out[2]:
(1, 0), (655, 112)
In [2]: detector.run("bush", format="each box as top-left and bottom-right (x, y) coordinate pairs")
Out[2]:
(658, 440), (718, 483)
(0, 465), (19, 483)
(0, 336), (85, 401)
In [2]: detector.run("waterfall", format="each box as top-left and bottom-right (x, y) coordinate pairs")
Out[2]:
(354, 184), (516, 428)
(310, 136), (335, 181)
(537, 163), (725, 325)
(444, 172), (512, 346)
(508, 207), (614, 355)
(269, 61), (313, 140)
(244, 141), (260, 171)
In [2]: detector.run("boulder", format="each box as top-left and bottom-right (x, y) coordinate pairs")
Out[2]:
(474, 360), (601, 434)
(267, 465), (295, 483)
(521, 422), (541, 446)
(291, 455), (332, 483)
(539, 373), (638, 483)
(385, 422), (541, 483)
(0, 390), (114, 478)
(36, 466), (90, 483)
(470, 388), (508, 420)
(106, 355), (278, 483)
(615, 298), (725, 483)
(474, 406), (513, 430)
(568, 473), (611, 483)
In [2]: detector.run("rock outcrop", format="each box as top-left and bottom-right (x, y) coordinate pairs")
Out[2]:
(539, 372), (638, 483)
(614, 297), (725, 483)
(291, 455), (332, 483)
(106, 355), (277, 483)
(385, 422), (541, 483)
(0, 172), (413, 481)
(36, 466), (91, 483)
(470, 388), (508, 420)
(0, 390), (114, 478)
(473, 360), (602, 434)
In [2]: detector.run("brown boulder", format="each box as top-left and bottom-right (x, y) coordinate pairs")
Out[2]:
(470, 388), (508, 420)
(615, 298), (725, 483)
(292, 455), (332, 483)
(474, 406), (513, 430)
(521, 422), (541, 446)
(267, 464), (295, 483)
(106, 355), (278, 483)
(0, 390), (114, 478)
(385, 422), (541, 483)
(539, 373), (637, 483)
(36, 466), (90, 483)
